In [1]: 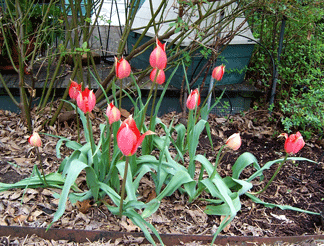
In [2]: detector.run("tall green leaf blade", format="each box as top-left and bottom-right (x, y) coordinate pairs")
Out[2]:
(49, 160), (87, 228)
(246, 193), (320, 215)
(232, 152), (261, 180)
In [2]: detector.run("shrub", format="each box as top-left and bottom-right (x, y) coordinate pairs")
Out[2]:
(246, 0), (324, 139)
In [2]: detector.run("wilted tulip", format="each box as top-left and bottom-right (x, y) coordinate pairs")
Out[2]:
(28, 132), (42, 147)
(117, 116), (155, 156)
(106, 101), (121, 125)
(186, 88), (201, 110)
(150, 68), (165, 85)
(149, 38), (167, 70)
(280, 131), (305, 154)
(226, 133), (241, 151)
(76, 87), (96, 113)
(115, 56), (131, 79)
(69, 80), (82, 100)
(212, 64), (225, 81)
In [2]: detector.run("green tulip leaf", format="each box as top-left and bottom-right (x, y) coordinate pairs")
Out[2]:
(49, 159), (87, 229)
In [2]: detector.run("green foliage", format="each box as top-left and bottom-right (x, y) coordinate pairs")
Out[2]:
(246, 0), (324, 138)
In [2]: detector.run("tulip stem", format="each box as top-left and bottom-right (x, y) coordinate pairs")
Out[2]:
(150, 83), (158, 126)
(36, 147), (48, 187)
(189, 145), (226, 203)
(119, 156), (129, 218)
(210, 145), (226, 181)
(255, 153), (289, 194)
(139, 83), (155, 131)
(106, 123), (112, 175)
(86, 113), (96, 166)
(119, 79), (123, 110)
(75, 106), (80, 143)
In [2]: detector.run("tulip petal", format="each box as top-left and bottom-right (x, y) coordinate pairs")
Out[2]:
(284, 131), (305, 154)
(124, 116), (141, 140)
(117, 124), (137, 156)
(132, 130), (156, 155)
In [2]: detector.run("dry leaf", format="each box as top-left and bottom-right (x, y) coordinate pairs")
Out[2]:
(220, 215), (231, 232)
(146, 189), (156, 203)
(10, 191), (22, 200)
(270, 213), (293, 224)
(120, 218), (140, 232)
(75, 200), (92, 214)
(13, 214), (27, 223)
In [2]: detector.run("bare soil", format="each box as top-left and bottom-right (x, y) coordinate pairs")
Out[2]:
(0, 105), (324, 245)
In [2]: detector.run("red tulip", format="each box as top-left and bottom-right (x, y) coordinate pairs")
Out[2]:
(69, 80), (82, 100)
(186, 88), (201, 110)
(226, 133), (241, 151)
(28, 132), (42, 147)
(149, 38), (167, 70)
(280, 131), (305, 154)
(106, 101), (121, 124)
(150, 68), (165, 85)
(115, 56), (131, 79)
(212, 64), (225, 81)
(117, 116), (155, 156)
(76, 87), (96, 113)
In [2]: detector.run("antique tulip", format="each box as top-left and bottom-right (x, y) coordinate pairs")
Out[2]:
(106, 101), (121, 124)
(280, 131), (305, 154)
(226, 133), (241, 151)
(28, 132), (42, 147)
(150, 68), (165, 85)
(117, 116), (155, 156)
(212, 64), (225, 81)
(115, 56), (131, 79)
(69, 80), (82, 100)
(76, 87), (96, 113)
(186, 88), (201, 110)
(149, 38), (167, 70)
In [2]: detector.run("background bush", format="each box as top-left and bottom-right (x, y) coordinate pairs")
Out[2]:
(245, 0), (324, 139)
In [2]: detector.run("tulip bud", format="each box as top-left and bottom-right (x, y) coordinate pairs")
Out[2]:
(115, 56), (131, 79)
(186, 88), (201, 110)
(117, 116), (155, 156)
(69, 80), (82, 100)
(226, 133), (241, 151)
(150, 68), (165, 85)
(76, 87), (96, 113)
(280, 132), (305, 154)
(149, 38), (167, 70)
(212, 64), (225, 81)
(28, 132), (42, 147)
(106, 101), (121, 124)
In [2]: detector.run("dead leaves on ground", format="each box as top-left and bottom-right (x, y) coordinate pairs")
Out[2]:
(0, 107), (323, 238)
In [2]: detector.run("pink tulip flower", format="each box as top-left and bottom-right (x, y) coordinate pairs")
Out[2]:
(115, 56), (131, 79)
(149, 38), (167, 70)
(212, 64), (225, 81)
(150, 68), (165, 85)
(28, 132), (42, 147)
(69, 80), (82, 100)
(117, 116), (155, 156)
(106, 101), (121, 125)
(226, 133), (241, 151)
(76, 87), (96, 113)
(280, 131), (305, 154)
(186, 88), (201, 110)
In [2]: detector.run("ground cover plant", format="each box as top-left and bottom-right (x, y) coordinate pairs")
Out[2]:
(0, 38), (322, 245)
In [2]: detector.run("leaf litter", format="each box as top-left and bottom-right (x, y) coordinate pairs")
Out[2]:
(0, 105), (324, 245)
